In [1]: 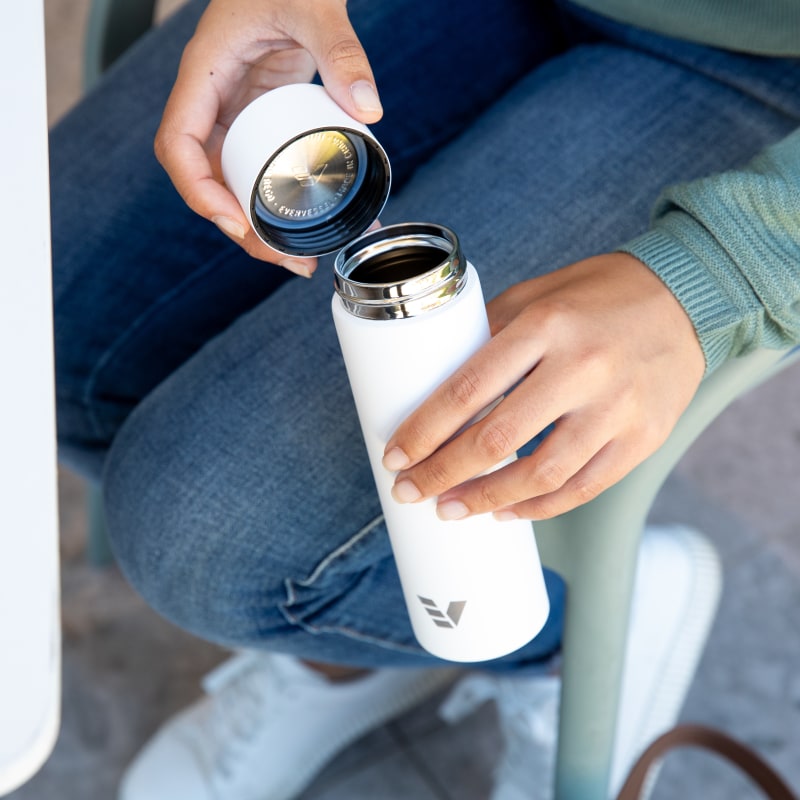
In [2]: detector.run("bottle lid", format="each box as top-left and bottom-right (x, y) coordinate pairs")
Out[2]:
(222, 84), (391, 258)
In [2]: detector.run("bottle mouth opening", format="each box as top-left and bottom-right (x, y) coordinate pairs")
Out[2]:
(333, 223), (466, 320)
(250, 128), (390, 257)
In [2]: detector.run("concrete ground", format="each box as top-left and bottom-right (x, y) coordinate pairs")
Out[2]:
(10, 2), (800, 798)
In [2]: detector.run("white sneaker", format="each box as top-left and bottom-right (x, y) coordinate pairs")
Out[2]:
(440, 524), (722, 800)
(118, 651), (457, 800)
(609, 524), (722, 796)
(440, 669), (560, 800)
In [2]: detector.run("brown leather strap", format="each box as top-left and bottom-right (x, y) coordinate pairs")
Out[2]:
(616, 724), (798, 800)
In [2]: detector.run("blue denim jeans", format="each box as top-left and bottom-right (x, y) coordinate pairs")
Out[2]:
(52, 0), (800, 669)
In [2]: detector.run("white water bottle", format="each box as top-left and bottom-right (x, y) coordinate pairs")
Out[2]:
(221, 86), (550, 662)
(332, 223), (550, 662)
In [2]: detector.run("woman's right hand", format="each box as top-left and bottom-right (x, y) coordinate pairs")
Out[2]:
(154, 0), (383, 277)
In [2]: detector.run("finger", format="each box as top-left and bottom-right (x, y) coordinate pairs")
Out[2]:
(296, 2), (383, 122)
(494, 437), (649, 521)
(155, 45), (251, 237)
(158, 107), (317, 272)
(156, 51), (320, 273)
(237, 230), (318, 276)
(485, 280), (540, 337)
(433, 410), (614, 519)
(389, 372), (561, 505)
(383, 320), (545, 474)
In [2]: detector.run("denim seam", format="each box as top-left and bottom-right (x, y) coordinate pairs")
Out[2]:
(279, 513), (422, 656)
(82, 241), (241, 440)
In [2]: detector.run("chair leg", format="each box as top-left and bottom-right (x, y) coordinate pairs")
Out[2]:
(536, 489), (648, 799)
(83, 0), (158, 89)
(82, 0), (157, 564)
(86, 483), (114, 566)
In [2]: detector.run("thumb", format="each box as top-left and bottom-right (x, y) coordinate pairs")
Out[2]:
(301, 3), (383, 124)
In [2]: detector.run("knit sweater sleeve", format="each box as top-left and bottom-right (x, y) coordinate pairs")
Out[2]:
(619, 126), (800, 375)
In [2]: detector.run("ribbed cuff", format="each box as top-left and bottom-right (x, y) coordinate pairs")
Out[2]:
(618, 226), (741, 375)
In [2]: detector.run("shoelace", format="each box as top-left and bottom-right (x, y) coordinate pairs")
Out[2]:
(440, 672), (560, 798)
(186, 652), (286, 783)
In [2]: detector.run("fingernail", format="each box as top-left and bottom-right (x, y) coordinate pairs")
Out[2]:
(350, 80), (382, 114)
(212, 215), (246, 240)
(280, 258), (314, 278)
(392, 479), (421, 504)
(437, 500), (469, 521)
(493, 509), (519, 522)
(383, 447), (410, 471)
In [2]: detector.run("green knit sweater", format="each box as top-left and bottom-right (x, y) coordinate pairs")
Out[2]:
(575, 1), (800, 374)
(575, 0), (800, 56)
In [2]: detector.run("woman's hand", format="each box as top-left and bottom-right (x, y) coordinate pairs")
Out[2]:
(382, 253), (705, 520)
(154, 0), (382, 277)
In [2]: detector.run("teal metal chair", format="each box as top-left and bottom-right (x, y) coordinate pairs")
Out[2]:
(82, 3), (800, 796)
(83, 0), (158, 565)
(535, 345), (799, 799)
(83, 0), (157, 90)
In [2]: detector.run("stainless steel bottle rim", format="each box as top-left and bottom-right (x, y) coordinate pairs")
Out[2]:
(333, 223), (466, 320)
(250, 127), (390, 257)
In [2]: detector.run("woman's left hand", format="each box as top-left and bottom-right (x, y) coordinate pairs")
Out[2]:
(154, 0), (382, 276)
(382, 253), (705, 521)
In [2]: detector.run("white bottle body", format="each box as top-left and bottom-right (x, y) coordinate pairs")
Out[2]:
(332, 263), (550, 662)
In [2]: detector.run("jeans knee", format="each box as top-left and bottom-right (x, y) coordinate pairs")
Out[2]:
(102, 402), (289, 645)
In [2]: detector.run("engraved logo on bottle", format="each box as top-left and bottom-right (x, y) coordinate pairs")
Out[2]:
(418, 596), (467, 628)
(292, 162), (328, 187)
